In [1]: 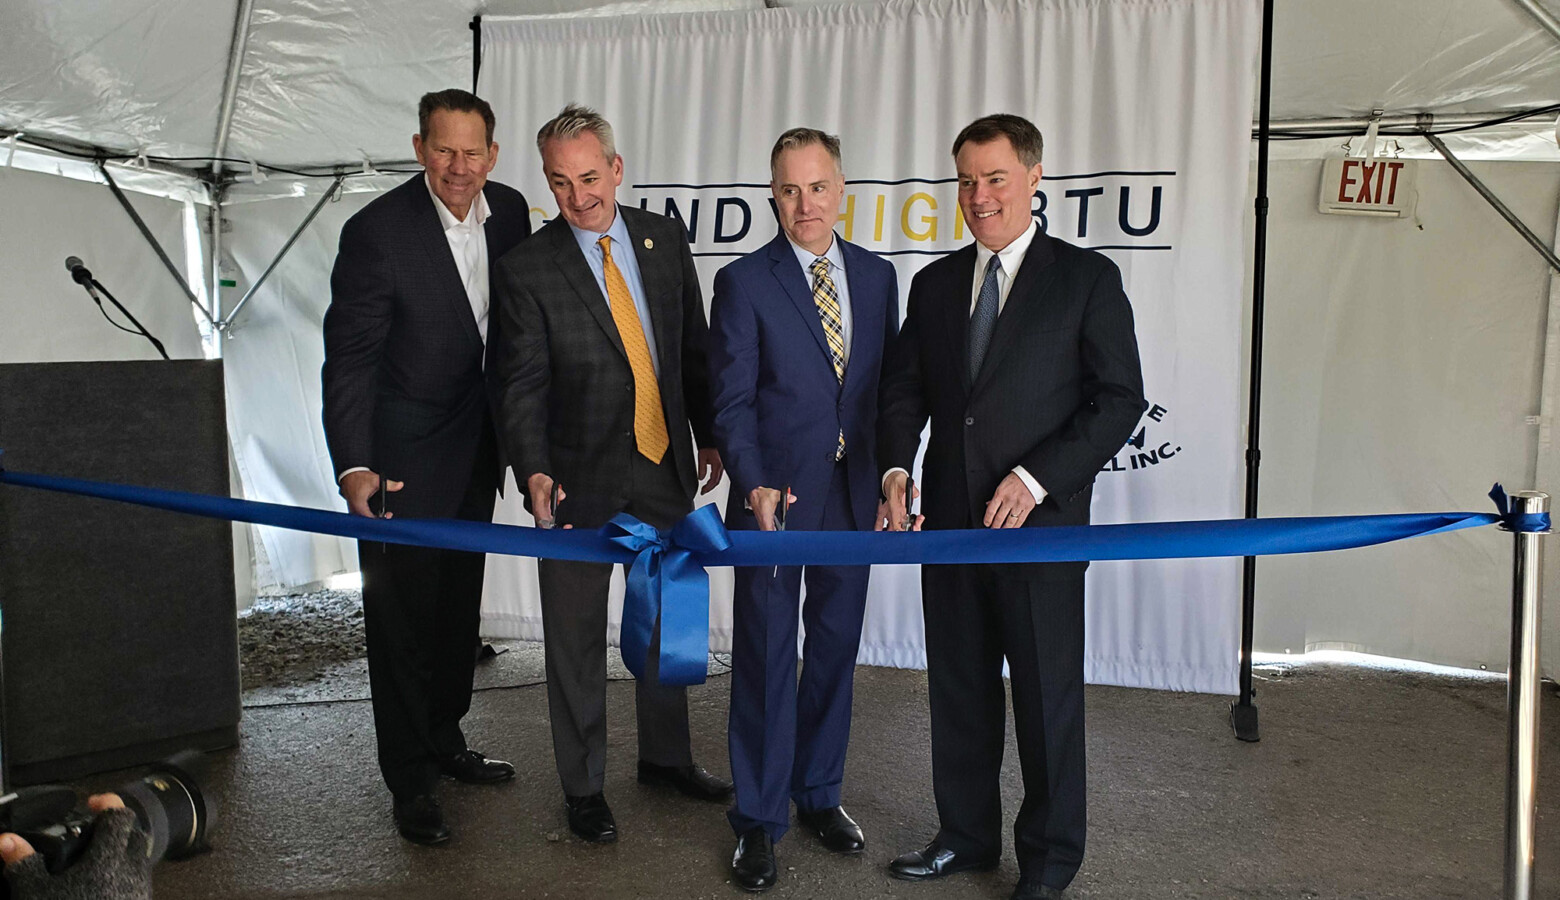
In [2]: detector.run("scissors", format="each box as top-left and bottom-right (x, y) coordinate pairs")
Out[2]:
(773, 484), (790, 576)
(538, 480), (562, 529)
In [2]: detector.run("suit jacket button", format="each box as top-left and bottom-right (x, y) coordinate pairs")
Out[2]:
(965, 416), (975, 426)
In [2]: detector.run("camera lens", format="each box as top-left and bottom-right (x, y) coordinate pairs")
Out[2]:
(116, 750), (215, 862)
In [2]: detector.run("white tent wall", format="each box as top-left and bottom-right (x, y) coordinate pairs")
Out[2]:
(1248, 153), (1560, 677)
(218, 186), (384, 593)
(0, 167), (203, 364)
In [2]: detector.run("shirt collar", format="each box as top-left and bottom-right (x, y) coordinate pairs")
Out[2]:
(424, 173), (490, 232)
(973, 217), (1039, 278)
(568, 203), (632, 252)
(788, 230), (844, 275)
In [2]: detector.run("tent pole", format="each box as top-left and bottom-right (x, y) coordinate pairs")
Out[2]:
(222, 174), (345, 332)
(212, 0), (257, 178)
(1511, 0), (1560, 44)
(209, 189), (226, 357)
(470, 15), (483, 94)
(1425, 133), (1560, 275)
(1232, 0), (1275, 743)
(97, 160), (215, 327)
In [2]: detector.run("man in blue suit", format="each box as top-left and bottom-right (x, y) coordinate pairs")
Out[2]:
(708, 128), (900, 891)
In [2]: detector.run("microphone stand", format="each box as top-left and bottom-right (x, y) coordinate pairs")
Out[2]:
(80, 276), (171, 361)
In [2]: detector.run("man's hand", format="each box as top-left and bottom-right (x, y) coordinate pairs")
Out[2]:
(340, 469), (403, 518)
(527, 472), (571, 529)
(748, 486), (798, 532)
(697, 448), (724, 495)
(983, 472), (1037, 529)
(880, 470), (924, 532)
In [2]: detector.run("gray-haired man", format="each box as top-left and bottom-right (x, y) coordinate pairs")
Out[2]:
(490, 103), (732, 844)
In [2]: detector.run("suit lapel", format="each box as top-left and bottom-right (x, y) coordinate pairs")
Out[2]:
(545, 217), (629, 362)
(408, 177), (483, 346)
(769, 232), (836, 375)
(838, 238), (876, 396)
(970, 230), (1057, 396)
(941, 244), (978, 397)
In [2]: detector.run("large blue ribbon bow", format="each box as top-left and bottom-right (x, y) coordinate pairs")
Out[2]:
(603, 504), (731, 686)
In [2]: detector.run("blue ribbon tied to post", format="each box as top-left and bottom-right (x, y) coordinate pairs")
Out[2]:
(0, 449), (1551, 688)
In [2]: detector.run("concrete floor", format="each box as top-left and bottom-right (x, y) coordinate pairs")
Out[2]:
(140, 649), (1557, 900)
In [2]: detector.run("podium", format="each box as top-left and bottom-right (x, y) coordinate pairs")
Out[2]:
(0, 360), (240, 784)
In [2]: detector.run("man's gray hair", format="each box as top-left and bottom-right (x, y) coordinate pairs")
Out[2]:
(536, 103), (617, 159)
(769, 127), (843, 179)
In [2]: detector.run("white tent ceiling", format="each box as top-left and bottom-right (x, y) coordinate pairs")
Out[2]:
(1, 0), (1558, 175)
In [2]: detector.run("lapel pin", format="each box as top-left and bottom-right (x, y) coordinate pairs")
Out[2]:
(643, 238), (654, 250)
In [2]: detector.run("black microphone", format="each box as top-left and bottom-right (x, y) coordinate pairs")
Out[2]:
(65, 255), (94, 286)
(62, 253), (171, 360)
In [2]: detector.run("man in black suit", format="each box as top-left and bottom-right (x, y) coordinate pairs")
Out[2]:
(879, 114), (1146, 900)
(490, 104), (732, 845)
(322, 89), (532, 846)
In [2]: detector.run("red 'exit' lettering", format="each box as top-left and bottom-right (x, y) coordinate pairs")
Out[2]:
(1338, 159), (1406, 205)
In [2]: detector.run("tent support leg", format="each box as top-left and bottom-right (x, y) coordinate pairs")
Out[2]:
(1233, 0), (1275, 744)
(1502, 492), (1547, 900)
(222, 174), (344, 332)
(97, 160), (214, 327)
(1425, 133), (1560, 275)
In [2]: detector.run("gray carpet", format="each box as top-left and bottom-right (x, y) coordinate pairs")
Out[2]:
(131, 644), (1558, 900)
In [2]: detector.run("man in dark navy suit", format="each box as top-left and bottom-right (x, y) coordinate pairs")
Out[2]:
(322, 89), (532, 846)
(708, 128), (900, 891)
(879, 114), (1146, 900)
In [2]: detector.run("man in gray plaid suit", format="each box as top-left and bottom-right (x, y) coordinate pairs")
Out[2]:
(490, 104), (732, 845)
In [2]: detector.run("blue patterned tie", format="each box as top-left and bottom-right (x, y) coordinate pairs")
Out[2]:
(969, 254), (1002, 381)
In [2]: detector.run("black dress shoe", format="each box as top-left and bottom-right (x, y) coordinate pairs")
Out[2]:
(564, 792), (617, 843)
(392, 793), (451, 845)
(796, 805), (865, 854)
(1011, 878), (1066, 900)
(731, 827), (778, 892)
(440, 748), (516, 784)
(636, 760), (734, 802)
(887, 839), (998, 881)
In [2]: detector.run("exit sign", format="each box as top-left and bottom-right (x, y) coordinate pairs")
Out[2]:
(1319, 157), (1417, 217)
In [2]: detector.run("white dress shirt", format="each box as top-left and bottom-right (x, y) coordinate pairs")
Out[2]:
(882, 219), (1048, 507)
(427, 173), (492, 344)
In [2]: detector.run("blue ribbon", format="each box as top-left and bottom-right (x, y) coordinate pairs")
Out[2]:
(604, 505), (731, 686)
(1488, 483), (1552, 533)
(0, 454), (1550, 686)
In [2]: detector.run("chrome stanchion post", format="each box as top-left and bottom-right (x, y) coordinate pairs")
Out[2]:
(1503, 490), (1547, 900)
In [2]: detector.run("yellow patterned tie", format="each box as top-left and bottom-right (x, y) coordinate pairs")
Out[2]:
(809, 257), (847, 460)
(600, 236), (669, 464)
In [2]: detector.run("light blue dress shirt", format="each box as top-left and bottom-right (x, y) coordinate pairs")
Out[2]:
(788, 231), (852, 366)
(569, 205), (661, 377)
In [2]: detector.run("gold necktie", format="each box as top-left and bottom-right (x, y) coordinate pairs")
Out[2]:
(809, 257), (846, 460)
(600, 236), (669, 464)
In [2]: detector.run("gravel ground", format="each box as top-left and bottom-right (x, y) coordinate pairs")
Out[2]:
(237, 590), (366, 692)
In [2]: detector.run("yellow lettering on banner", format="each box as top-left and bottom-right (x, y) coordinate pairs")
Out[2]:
(902, 193), (937, 241)
(840, 194), (856, 242)
(953, 203), (965, 241)
(873, 194), (886, 242)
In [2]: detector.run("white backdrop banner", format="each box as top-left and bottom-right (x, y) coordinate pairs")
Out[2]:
(479, 0), (1259, 694)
